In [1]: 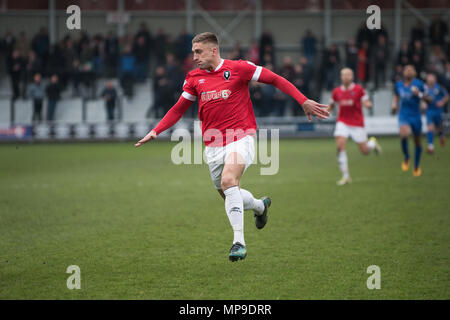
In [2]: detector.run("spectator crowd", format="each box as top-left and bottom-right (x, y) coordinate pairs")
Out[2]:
(1, 15), (449, 121)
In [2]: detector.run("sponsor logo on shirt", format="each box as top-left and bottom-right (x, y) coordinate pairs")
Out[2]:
(201, 89), (232, 102)
(340, 99), (354, 106)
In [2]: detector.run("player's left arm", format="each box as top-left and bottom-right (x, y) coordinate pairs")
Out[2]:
(327, 88), (336, 113)
(412, 81), (425, 99)
(361, 89), (372, 109)
(436, 87), (449, 107)
(362, 99), (372, 108)
(417, 83), (427, 113)
(254, 66), (329, 121)
(327, 101), (335, 112)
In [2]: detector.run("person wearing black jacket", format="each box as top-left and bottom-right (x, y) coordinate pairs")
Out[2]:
(429, 15), (448, 47)
(345, 38), (359, 79)
(7, 49), (24, 101)
(397, 42), (410, 66)
(46, 74), (61, 121)
(152, 66), (173, 118)
(322, 43), (341, 90)
(101, 80), (118, 121)
(373, 34), (389, 89)
(133, 35), (150, 82)
(408, 39), (426, 77)
(104, 31), (119, 77)
(154, 28), (167, 66)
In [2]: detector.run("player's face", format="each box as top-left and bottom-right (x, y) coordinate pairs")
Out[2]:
(426, 74), (436, 86)
(192, 42), (217, 70)
(340, 69), (353, 86)
(403, 65), (416, 80)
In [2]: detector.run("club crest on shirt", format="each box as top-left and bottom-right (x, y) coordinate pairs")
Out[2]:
(223, 70), (231, 81)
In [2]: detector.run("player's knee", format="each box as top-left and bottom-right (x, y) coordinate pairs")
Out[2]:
(399, 126), (410, 138)
(400, 131), (409, 139)
(221, 174), (239, 190)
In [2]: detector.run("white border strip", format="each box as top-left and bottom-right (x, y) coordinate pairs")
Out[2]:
(251, 66), (262, 81)
(182, 91), (197, 101)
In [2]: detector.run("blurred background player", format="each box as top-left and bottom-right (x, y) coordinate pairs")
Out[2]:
(328, 68), (381, 186)
(423, 72), (449, 154)
(392, 65), (425, 177)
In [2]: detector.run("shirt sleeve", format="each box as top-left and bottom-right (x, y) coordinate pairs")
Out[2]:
(153, 95), (194, 135)
(393, 82), (399, 96)
(181, 74), (197, 101)
(416, 80), (425, 98)
(418, 81), (425, 92)
(237, 60), (263, 82)
(360, 86), (369, 101)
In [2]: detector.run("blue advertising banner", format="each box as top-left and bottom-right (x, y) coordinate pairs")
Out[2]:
(0, 125), (32, 141)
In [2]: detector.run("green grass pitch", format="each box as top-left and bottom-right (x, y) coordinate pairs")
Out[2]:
(0, 137), (449, 299)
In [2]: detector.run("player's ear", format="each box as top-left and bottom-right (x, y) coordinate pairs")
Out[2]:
(212, 45), (218, 56)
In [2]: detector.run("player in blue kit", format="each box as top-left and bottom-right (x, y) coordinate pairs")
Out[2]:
(423, 72), (449, 154)
(392, 65), (425, 177)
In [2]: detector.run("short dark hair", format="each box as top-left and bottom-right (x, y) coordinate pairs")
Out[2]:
(192, 32), (219, 46)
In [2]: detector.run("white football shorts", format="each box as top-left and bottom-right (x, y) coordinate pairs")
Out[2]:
(333, 121), (368, 144)
(204, 134), (255, 189)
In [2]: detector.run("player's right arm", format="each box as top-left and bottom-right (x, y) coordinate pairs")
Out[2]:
(391, 95), (399, 114)
(135, 75), (197, 147)
(391, 83), (400, 114)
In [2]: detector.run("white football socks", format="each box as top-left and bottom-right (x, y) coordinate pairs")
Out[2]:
(338, 150), (350, 179)
(240, 188), (265, 215)
(224, 186), (245, 245)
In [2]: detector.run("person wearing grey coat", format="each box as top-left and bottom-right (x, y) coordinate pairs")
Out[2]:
(27, 73), (45, 122)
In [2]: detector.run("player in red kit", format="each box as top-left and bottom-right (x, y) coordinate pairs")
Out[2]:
(135, 32), (329, 261)
(328, 68), (382, 186)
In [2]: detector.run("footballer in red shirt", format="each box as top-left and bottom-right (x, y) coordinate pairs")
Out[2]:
(328, 68), (382, 186)
(135, 32), (329, 261)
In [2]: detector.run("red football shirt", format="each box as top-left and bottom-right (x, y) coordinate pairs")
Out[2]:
(330, 83), (368, 127)
(182, 59), (261, 147)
